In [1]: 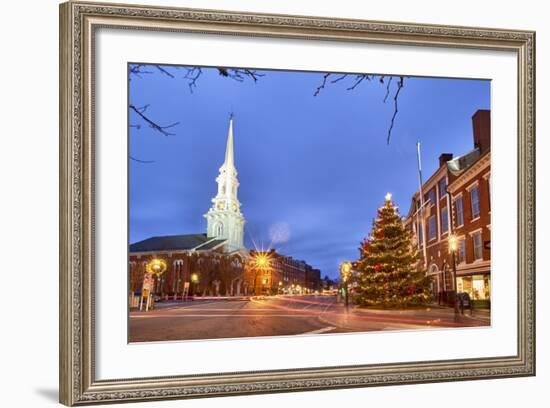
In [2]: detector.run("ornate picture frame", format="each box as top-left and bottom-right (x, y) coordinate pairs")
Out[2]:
(59, 1), (535, 405)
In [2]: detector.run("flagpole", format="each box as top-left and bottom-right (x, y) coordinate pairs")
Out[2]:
(416, 142), (428, 267)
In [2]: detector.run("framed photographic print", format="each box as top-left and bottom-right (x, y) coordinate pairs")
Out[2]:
(59, 1), (536, 405)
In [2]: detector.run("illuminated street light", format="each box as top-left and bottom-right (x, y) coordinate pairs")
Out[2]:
(251, 251), (272, 295)
(340, 261), (353, 310)
(448, 234), (459, 252)
(190, 272), (199, 298)
(146, 258), (167, 276)
(448, 234), (460, 318)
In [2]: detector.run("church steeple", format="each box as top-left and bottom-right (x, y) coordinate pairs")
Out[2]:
(204, 114), (246, 252)
(223, 113), (235, 168)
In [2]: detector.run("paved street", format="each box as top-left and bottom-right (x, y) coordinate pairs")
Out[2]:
(129, 295), (490, 342)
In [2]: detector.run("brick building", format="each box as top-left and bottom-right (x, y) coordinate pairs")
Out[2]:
(405, 109), (491, 306)
(129, 234), (248, 297)
(247, 249), (320, 295)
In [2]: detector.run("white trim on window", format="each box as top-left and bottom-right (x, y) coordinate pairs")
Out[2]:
(465, 180), (480, 192)
(468, 227), (483, 236)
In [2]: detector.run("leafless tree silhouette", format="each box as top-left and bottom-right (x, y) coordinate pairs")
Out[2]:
(313, 73), (405, 144)
(129, 64), (405, 162)
(129, 64), (264, 162)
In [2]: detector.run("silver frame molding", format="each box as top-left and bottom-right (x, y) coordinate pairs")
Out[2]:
(59, 1), (536, 405)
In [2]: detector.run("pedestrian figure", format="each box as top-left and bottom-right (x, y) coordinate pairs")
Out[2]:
(459, 294), (464, 315)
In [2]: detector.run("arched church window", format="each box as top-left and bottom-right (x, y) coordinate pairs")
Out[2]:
(215, 223), (223, 236)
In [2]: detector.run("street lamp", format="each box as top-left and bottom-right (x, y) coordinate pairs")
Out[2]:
(251, 251), (272, 295)
(146, 258), (167, 276)
(340, 261), (352, 311)
(190, 272), (199, 299)
(144, 258), (167, 310)
(448, 234), (460, 319)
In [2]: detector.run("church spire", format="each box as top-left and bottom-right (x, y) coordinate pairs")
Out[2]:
(223, 113), (235, 169)
(204, 113), (246, 252)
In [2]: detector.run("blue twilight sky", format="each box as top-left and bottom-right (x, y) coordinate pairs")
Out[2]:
(129, 65), (490, 279)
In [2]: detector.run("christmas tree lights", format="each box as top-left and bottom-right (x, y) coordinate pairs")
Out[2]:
(353, 194), (431, 308)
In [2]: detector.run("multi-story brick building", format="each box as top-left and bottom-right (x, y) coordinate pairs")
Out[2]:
(405, 109), (491, 306)
(446, 110), (491, 303)
(247, 249), (318, 295)
(305, 265), (321, 292)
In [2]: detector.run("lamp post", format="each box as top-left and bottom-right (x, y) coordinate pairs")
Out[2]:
(190, 272), (199, 300)
(252, 251), (272, 296)
(145, 258), (167, 311)
(340, 261), (352, 311)
(448, 234), (460, 319)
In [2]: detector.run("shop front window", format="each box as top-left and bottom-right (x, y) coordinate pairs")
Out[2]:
(472, 276), (489, 300)
(458, 275), (490, 300)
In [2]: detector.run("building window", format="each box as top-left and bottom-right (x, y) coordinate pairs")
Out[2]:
(428, 216), (436, 241)
(425, 189), (436, 206)
(471, 186), (480, 219)
(458, 239), (466, 263)
(417, 222), (423, 245)
(456, 196), (464, 226)
(215, 223), (224, 236)
(441, 207), (449, 234)
(438, 178), (447, 198)
(472, 231), (483, 260)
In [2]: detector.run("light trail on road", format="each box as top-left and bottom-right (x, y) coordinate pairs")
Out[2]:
(129, 295), (490, 342)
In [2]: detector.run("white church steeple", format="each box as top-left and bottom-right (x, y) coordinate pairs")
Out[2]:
(204, 114), (246, 252)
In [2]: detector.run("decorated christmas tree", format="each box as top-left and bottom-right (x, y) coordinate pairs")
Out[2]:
(353, 193), (431, 308)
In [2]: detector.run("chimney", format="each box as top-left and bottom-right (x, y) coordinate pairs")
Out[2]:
(472, 109), (491, 154)
(439, 153), (453, 167)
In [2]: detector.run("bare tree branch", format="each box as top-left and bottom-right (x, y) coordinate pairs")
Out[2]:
(387, 76), (404, 145)
(129, 64), (153, 79)
(314, 72), (405, 144)
(383, 76), (393, 103)
(183, 67), (203, 93)
(330, 74), (349, 84)
(154, 65), (175, 78)
(313, 73), (331, 97)
(130, 156), (155, 164)
(217, 68), (265, 82)
(129, 104), (180, 136)
(346, 74), (371, 91)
